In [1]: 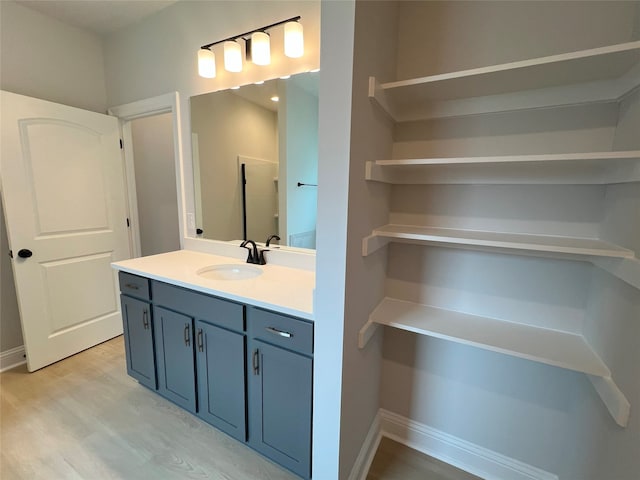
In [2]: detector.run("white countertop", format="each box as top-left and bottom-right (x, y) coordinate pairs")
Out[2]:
(112, 250), (315, 320)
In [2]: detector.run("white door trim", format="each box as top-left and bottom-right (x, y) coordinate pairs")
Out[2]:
(108, 92), (184, 258)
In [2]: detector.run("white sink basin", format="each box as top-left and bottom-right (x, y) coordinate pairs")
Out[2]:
(197, 264), (263, 281)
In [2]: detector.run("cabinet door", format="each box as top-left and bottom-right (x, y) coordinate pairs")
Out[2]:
(121, 296), (156, 389)
(195, 320), (246, 441)
(154, 306), (196, 412)
(248, 339), (312, 479)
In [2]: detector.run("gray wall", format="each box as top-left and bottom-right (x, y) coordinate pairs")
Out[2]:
(0, 198), (22, 351)
(0, 0), (107, 113)
(336, 2), (399, 477)
(0, 0), (109, 356)
(131, 113), (181, 256)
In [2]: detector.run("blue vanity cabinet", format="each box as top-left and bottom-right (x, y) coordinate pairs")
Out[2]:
(247, 308), (314, 480)
(119, 272), (156, 390)
(151, 280), (247, 440)
(153, 306), (197, 412)
(195, 320), (247, 441)
(118, 272), (314, 478)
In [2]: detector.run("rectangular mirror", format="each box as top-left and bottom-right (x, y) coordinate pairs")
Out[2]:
(190, 73), (318, 250)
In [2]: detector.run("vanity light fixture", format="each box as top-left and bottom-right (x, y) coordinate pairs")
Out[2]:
(250, 31), (271, 66)
(284, 21), (304, 58)
(198, 16), (303, 77)
(224, 40), (243, 72)
(197, 48), (216, 78)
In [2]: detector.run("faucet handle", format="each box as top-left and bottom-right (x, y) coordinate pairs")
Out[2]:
(258, 249), (269, 265)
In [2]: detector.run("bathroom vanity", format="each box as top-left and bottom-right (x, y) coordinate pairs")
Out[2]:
(113, 250), (314, 479)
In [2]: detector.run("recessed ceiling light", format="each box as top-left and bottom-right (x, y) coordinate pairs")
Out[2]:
(271, 96), (279, 102)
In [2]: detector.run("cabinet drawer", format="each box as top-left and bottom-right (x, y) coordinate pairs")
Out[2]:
(152, 281), (244, 333)
(249, 308), (313, 355)
(119, 271), (150, 301)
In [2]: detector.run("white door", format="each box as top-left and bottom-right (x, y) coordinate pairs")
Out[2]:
(0, 91), (131, 371)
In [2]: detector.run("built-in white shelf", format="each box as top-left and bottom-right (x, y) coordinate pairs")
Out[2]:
(360, 297), (609, 375)
(366, 151), (640, 185)
(369, 41), (640, 121)
(358, 297), (630, 426)
(363, 224), (635, 260)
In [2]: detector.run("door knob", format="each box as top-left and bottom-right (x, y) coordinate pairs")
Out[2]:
(17, 249), (33, 258)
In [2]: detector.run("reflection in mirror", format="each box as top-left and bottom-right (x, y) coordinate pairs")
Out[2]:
(190, 73), (318, 250)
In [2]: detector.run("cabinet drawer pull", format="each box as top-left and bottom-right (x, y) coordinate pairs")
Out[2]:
(142, 310), (149, 330)
(184, 323), (191, 346)
(125, 283), (139, 290)
(265, 326), (293, 338)
(252, 349), (260, 375)
(197, 329), (204, 352)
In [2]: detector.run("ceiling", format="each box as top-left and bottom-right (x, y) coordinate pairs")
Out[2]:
(16, 0), (180, 36)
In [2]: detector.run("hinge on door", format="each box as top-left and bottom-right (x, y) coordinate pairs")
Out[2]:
(8, 250), (13, 258)
(126, 218), (130, 227)
(119, 139), (123, 149)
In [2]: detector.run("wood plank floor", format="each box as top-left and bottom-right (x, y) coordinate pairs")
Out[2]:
(367, 438), (483, 480)
(0, 336), (298, 480)
(2, 337), (482, 480)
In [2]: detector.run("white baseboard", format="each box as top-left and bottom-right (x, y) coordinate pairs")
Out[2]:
(348, 411), (382, 480)
(349, 408), (558, 480)
(379, 409), (558, 480)
(0, 345), (26, 372)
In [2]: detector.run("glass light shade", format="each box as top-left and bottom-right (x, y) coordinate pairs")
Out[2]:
(251, 31), (271, 66)
(197, 49), (216, 78)
(224, 41), (242, 72)
(284, 21), (304, 58)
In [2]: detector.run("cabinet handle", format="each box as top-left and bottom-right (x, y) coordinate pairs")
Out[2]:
(265, 326), (293, 338)
(197, 329), (204, 352)
(142, 309), (149, 330)
(184, 323), (191, 347)
(252, 349), (260, 375)
(125, 283), (139, 290)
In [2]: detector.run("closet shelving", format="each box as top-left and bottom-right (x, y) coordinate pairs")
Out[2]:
(360, 41), (639, 427)
(365, 151), (640, 185)
(369, 41), (640, 121)
(358, 298), (609, 376)
(362, 224), (635, 260)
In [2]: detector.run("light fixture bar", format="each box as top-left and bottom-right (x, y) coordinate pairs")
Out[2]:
(200, 16), (301, 50)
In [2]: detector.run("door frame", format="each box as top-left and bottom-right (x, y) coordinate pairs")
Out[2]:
(108, 92), (184, 258)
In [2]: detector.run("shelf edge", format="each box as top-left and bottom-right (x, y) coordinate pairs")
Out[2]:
(381, 41), (640, 90)
(368, 76), (398, 121)
(588, 375), (631, 427)
(374, 151), (640, 166)
(358, 319), (380, 349)
(369, 225), (635, 260)
(362, 233), (390, 256)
